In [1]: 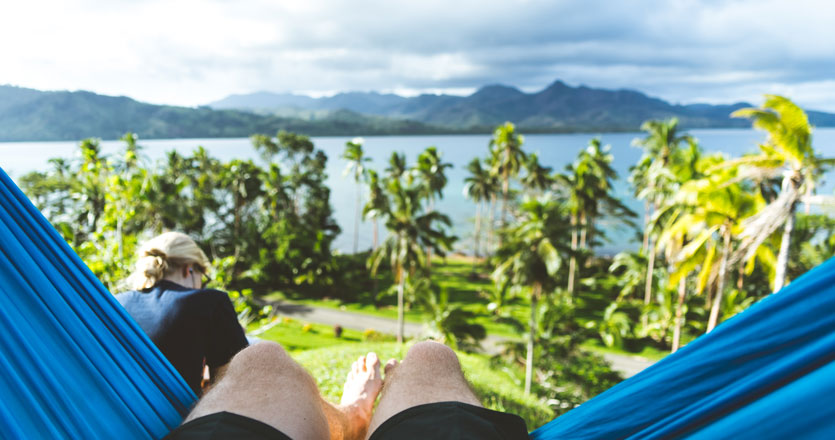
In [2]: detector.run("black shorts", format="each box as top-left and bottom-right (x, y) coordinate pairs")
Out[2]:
(165, 402), (529, 440)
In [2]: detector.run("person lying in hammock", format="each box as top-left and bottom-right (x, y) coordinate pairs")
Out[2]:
(165, 340), (528, 440)
(117, 232), (248, 395)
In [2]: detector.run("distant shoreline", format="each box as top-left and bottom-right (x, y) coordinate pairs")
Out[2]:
(0, 125), (780, 143)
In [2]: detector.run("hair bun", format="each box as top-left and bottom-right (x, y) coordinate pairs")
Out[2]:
(143, 248), (168, 260)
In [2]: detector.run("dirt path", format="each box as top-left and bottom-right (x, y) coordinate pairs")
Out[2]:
(269, 301), (656, 378)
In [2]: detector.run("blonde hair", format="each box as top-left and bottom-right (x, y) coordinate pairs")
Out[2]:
(127, 232), (210, 290)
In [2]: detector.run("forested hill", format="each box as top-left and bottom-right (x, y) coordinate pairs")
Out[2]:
(3, 81), (835, 142)
(0, 85), (442, 141)
(212, 80), (835, 132)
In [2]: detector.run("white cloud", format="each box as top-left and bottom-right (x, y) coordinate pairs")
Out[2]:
(1, 0), (834, 110)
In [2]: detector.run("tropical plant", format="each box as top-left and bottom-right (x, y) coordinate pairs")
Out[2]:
(416, 280), (486, 351)
(412, 146), (452, 268)
(493, 196), (566, 394)
(363, 169), (388, 251)
(342, 138), (371, 254)
(463, 158), (498, 266)
(489, 122), (527, 229)
(520, 152), (553, 195)
(368, 177), (455, 343)
(630, 119), (694, 322)
(657, 156), (758, 333)
(584, 302), (631, 348)
(557, 138), (633, 295)
(608, 251), (648, 300)
(729, 95), (835, 292)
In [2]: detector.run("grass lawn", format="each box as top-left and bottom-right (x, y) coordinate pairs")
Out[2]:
(250, 316), (554, 430)
(250, 317), (395, 351)
(292, 342), (555, 431)
(263, 256), (531, 339)
(260, 255), (682, 361)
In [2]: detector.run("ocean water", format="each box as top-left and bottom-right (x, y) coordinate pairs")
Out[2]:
(3, 128), (835, 254)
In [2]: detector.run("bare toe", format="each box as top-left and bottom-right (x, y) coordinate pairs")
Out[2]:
(340, 352), (383, 411)
(384, 359), (399, 377)
(366, 352), (380, 376)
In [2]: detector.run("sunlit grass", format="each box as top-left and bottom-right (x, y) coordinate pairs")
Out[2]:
(250, 317), (394, 352)
(291, 341), (555, 431)
(261, 255), (679, 360)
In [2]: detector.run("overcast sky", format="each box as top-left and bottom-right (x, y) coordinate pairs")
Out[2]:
(3, 0), (835, 110)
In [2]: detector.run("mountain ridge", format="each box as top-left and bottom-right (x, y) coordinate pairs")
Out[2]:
(2, 80), (835, 142)
(210, 80), (835, 131)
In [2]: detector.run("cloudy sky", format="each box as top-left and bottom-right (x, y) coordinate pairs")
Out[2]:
(3, 0), (835, 110)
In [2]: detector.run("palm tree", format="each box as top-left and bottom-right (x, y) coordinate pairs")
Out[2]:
(218, 159), (263, 280)
(520, 153), (553, 196)
(342, 138), (371, 254)
(368, 178), (455, 343)
(631, 119), (693, 314)
(557, 138), (632, 295)
(658, 157), (757, 333)
(417, 281), (486, 351)
(578, 138), (633, 252)
(463, 158), (496, 268)
(729, 95), (835, 292)
(363, 169), (388, 251)
(609, 251), (648, 300)
(651, 138), (704, 351)
(489, 122), (527, 228)
(385, 151), (407, 181)
(412, 146), (452, 212)
(492, 196), (565, 394)
(412, 146), (452, 268)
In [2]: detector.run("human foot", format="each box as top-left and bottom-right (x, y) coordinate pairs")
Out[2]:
(340, 352), (383, 423)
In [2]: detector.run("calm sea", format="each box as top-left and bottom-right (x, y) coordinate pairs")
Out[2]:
(3, 128), (835, 254)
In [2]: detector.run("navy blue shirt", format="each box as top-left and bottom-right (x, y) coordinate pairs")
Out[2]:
(117, 280), (249, 394)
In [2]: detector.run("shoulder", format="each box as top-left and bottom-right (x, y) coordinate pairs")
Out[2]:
(185, 288), (235, 307)
(115, 290), (139, 303)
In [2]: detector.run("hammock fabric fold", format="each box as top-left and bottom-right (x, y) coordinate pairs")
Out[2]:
(531, 250), (835, 439)
(0, 167), (196, 439)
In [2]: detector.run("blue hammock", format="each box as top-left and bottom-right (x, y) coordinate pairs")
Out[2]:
(529, 249), (835, 438)
(1, 164), (834, 439)
(0, 167), (196, 438)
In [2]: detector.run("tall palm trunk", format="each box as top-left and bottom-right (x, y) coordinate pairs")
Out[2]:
(426, 199), (434, 269)
(373, 219), (378, 250)
(472, 201), (482, 272)
(642, 201), (651, 253)
(353, 181), (361, 253)
(579, 211), (588, 249)
(642, 237), (657, 329)
(567, 213), (578, 295)
(499, 174), (509, 247)
(772, 204), (796, 293)
(707, 227), (732, 333)
(232, 196), (243, 281)
(643, 203), (658, 324)
(487, 193), (497, 255)
(372, 218), (379, 304)
(671, 277), (687, 352)
(397, 268), (405, 344)
(525, 283), (540, 395)
(585, 213), (596, 268)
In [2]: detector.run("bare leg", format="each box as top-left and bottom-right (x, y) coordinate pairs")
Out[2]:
(185, 342), (381, 440)
(366, 341), (481, 439)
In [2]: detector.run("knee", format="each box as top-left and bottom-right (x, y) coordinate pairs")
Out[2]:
(403, 341), (462, 373)
(227, 341), (293, 373)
